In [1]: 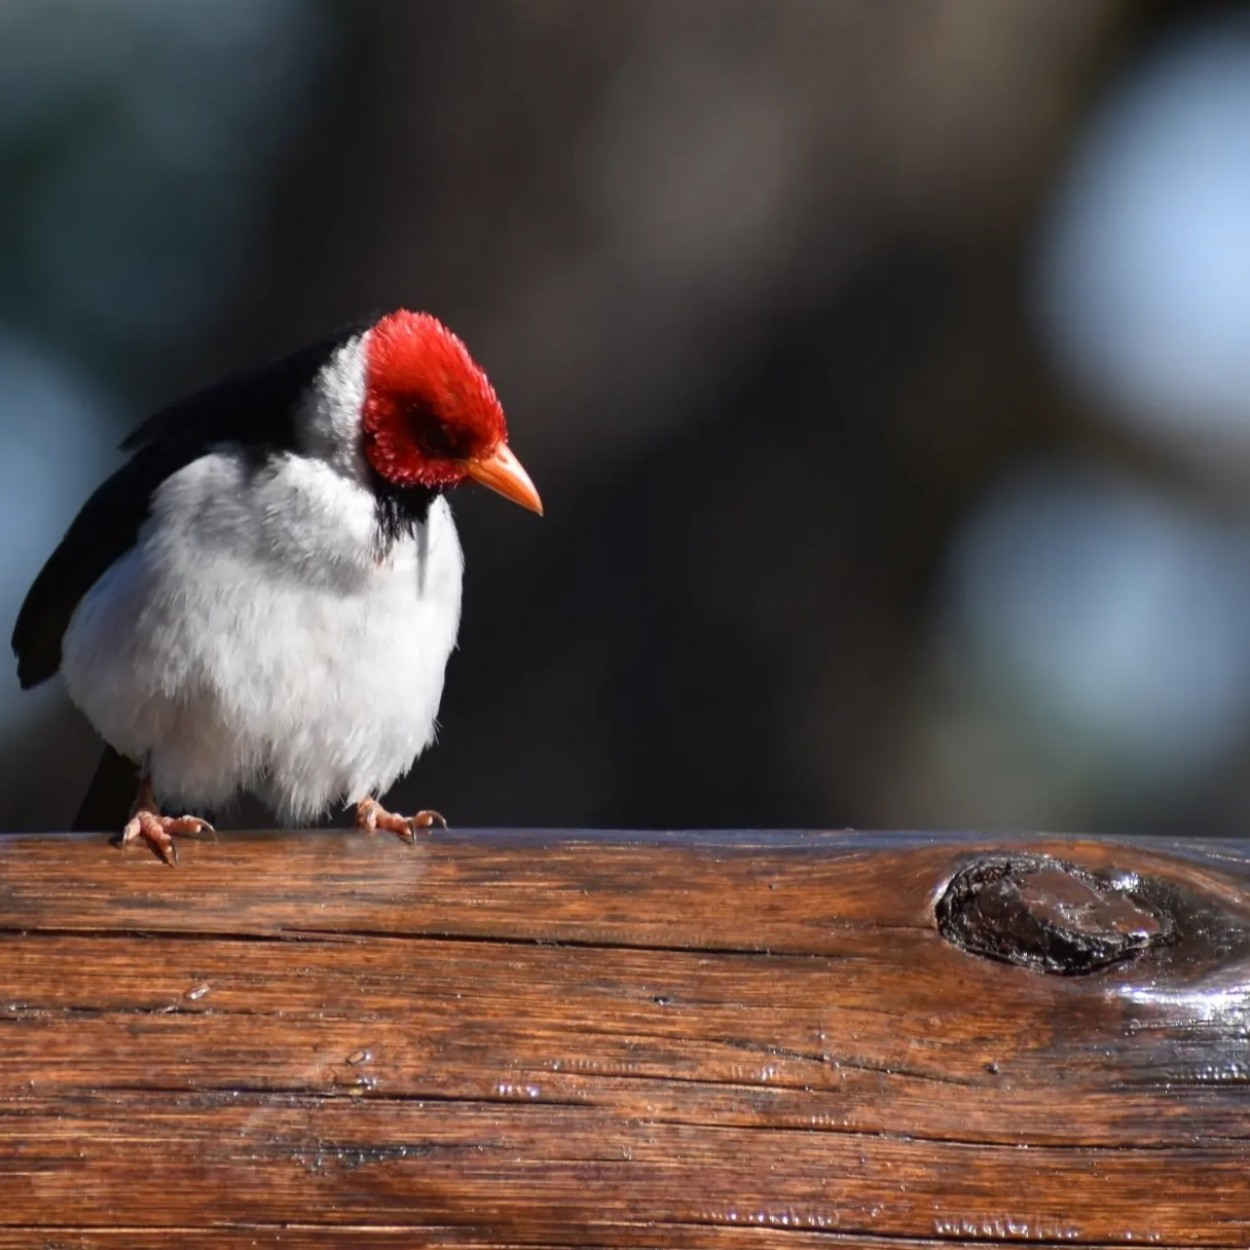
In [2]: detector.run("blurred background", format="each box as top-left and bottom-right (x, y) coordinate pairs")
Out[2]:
(3, 0), (1250, 837)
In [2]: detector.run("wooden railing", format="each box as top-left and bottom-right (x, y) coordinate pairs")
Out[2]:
(0, 828), (1246, 1247)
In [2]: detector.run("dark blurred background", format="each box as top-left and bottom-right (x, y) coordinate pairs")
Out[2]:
(4, 0), (1250, 837)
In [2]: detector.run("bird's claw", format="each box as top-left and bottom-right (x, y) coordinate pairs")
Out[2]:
(355, 797), (446, 842)
(118, 810), (215, 867)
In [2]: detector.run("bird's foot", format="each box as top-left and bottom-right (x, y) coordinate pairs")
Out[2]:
(355, 797), (447, 843)
(119, 802), (214, 867)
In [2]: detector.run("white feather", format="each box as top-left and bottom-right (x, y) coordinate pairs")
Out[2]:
(60, 334), (464, 823)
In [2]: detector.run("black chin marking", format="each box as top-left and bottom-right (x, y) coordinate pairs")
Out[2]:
(372, 477), (438, 554)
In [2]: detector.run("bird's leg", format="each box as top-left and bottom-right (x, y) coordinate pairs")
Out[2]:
(355, 796), (447, 843)
(118, 773), (215, 867)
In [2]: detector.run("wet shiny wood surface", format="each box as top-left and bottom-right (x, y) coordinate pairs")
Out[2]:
(0, 829), (1247, 1247)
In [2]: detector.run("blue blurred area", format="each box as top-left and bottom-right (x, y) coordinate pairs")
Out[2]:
(1037, 11), (1250, 470)
(3, 0), (1250, 837)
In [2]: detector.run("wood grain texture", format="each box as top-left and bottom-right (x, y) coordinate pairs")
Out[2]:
(0, 828), (1247, 1248)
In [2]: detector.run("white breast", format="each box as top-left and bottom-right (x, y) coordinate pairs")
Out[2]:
(60, 449), (464, 823)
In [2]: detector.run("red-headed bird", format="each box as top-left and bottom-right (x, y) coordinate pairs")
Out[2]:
(11, 311), (542, 863)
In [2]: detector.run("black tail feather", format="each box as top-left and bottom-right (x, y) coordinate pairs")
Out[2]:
(73, 746), (138, 833)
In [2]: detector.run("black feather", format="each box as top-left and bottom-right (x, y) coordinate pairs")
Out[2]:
(11, 326), (361, 689)
(371, 475), (436, 555)
(72, 745), (138, 832)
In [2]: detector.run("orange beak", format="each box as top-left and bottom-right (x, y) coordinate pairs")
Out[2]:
(465, 442), (543, 515)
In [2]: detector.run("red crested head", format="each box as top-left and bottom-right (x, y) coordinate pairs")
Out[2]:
(361, 310), (541, 513)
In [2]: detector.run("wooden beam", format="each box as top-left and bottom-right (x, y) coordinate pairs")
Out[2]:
(0, 829), (1246, 1247)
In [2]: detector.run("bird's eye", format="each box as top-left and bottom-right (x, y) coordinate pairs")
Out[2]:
(405, 400), (466, 459)
(419, 420), (457, 457)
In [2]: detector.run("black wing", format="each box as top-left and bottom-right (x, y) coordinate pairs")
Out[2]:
(11, 329), (354, 689)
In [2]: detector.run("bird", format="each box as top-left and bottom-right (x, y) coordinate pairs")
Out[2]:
(11, 309), (542, 864)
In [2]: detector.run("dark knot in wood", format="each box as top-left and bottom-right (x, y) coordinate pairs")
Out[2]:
(935, 854), (1176, 975)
